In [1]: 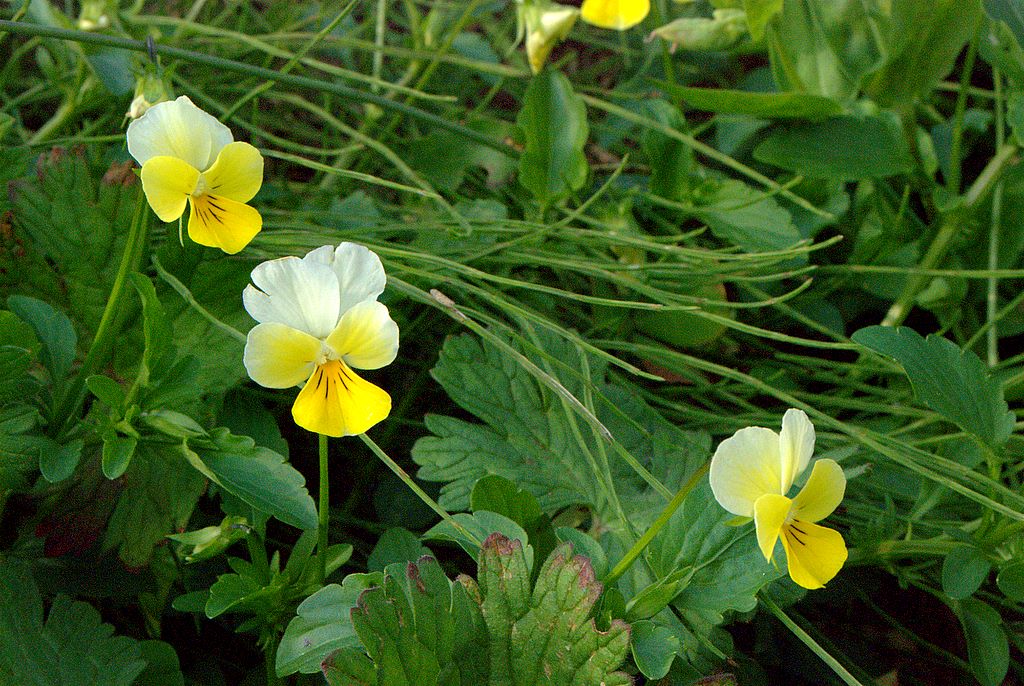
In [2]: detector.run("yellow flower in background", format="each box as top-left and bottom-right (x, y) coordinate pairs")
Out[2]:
(580, 0), (650, 30)
(709, 409), (848, 589)
(521, 2), (580, 73)
(126, 95), (264, 254)
(242, 243), (399, 437)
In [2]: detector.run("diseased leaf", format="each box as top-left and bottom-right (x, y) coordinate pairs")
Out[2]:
(852, 326), (1015, 447)
(517, 69), (589, 205)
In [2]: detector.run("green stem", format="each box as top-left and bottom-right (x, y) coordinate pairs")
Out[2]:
(0, 19), (514, 156)
(603, 462), (709, 587)
(53, 186), (149, 437)
(759, 594), (865, 686)
(358, 433), (481, 547)
(882, 142), (1019, 327)
(317, 432), (329, 586)
(946, 26), (980, 195)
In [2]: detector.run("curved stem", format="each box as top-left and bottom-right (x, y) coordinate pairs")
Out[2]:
(317, 432), (329, 586)
(603, 461), (709, 587)
(53, 186), (149, 438)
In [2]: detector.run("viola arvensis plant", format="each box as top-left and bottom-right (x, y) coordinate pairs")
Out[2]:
(709, 409), (848, 589)
(126, 95), (264, 254)
(242, 243), (399, 437)
(580, 0), (650, 30)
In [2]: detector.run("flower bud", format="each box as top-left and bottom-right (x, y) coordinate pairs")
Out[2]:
(520, 2), (580, 74)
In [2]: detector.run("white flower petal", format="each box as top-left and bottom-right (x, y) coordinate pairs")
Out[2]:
(324, 242), (387, 314)
(325, 300), (399, 370)
(709, 426), (783, 517)
(243, 256), (341, 338)
(243, 322), (321, 388)
(126, 95), (233, 170)
(779, 408), (815, 494)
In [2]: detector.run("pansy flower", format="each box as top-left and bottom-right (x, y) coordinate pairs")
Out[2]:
(242, 243), (399, 437)
(521, 2), (580, 73)
(709, 409), (848, 589)
(580, 0), (650, 30)
(126, 95), (264, 254)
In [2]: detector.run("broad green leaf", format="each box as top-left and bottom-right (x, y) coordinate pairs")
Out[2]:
(413, 331), (709, 522)
(0, 346), (39, 406)
(0, 310), (40, 354)
(942, 544), (991, 600)
(742, 0), (783, 41)
(691, 178), (803, 254)
(753, 113), (913, 179)
(366, 528), (432, 572)
(765, 0), (887, 100)
(0, 560), (149, 686)
(516, 69), (589, 205)
(86, 375), (127, 412)
(38, 438), (82, 483)
(865, 0), (983, 107)
(630, 620), (680, 680)
(322, 647), (375, 686)
(996, 562), (1024, 601)
(406, 125), (516, 193)
(186, 428), (318, 531)
(640, 100), (693, 201)
(135, 640), (185, 686)
(656, 83), (842, 120)
(7, 295), (76, 384)
(852, 326), (1015, 448)
(276, 574), (383, 676)
(102, 433), (137, 480)
(424, 510), (533, 570)
(952, 598), (1009, 686)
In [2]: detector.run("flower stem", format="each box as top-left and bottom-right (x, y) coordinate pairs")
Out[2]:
(317, 432), (329, 586)
(53, 185), (149, 438)
(358, 433), (480, 547)
(603, 461), (709, 587)
(760, 594), (865, 686)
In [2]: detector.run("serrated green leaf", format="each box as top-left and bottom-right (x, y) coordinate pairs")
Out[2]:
(516, 69), (589, 205)
(953, 597), (1009, 686)
(852, 326), (1015, 447)
(0, 560), (149, 686)
(186, 428), (317, 530)
(753, 113), (913, 179)
(942, 544), (991, 600)
(276, 574), (383, 676)
(656, 83), (842, 120)
(7, 295), (76, 384)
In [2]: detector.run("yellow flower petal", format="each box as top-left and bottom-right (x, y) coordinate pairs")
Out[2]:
(580, 0), (650, 30)
(243, 322), (321, 389)
(126, 95), (232, 170)
(187, 194), (262, 255)
(779, 408), (815, 495)
(792, 459), (846, 523)
(200, 141), (264, 203)
(139, 156), (200, 223)
(709, 426), (782, 517)
(753, 493), (791, 563)
(291, 360), (392, 437)
(779, 520), (848, 589)
(325, 300), (399, 370)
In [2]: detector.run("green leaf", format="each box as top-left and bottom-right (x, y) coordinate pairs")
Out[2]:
(101, 433), (137, 480)
(0, 559), (149, 686)
(86, 375), (127, 412)
(952, 598), (1009, 686)
(135, 640), (185, 686)
(516, 68), (589, 205)
(852, 326), (1015, 447)
(130, 273), (174, 384)
(630, 620), (680, 680)
(367, 528), (432, 573)
(691, 178), (803, 254)
(38, 438), (83, 483)
(0, 310), (41, 354)
(186, 428), (318, 531)
(942, 544), (991, 600)
(753, 113), (913, 179)
(640, 100), (693, 201)
(0, 346), (40, 407)
(276, 574), (383, 676)
(742, 0), (783, 41)
(996, 562), (1024, 601)
(424, 510), (533, 569)
(471, 475), (544, 532)
(656, 83), (842, 120)
(7, 295), (76, 384)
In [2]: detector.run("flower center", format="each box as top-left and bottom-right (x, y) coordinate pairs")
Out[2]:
(192, 174), (209, 198)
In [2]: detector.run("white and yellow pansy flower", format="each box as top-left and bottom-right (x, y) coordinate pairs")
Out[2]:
(242, 243), (399, 437)
(709, 408), (848, 589)
(126, 95), (264, 254)
(580, 0), (650, 30)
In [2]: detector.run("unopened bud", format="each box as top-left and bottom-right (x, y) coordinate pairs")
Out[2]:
(522, 3), (580, 74)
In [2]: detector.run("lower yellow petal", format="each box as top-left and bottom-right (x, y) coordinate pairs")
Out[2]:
(779, 520), (848, 589)
(753, 493), (792, 563)
(580, 0), (650, 30)
(187, 194), (262, 254)
(140, 156), (200, 222)
(291, 360), (391, 437)
(201, 141), (264, 203)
